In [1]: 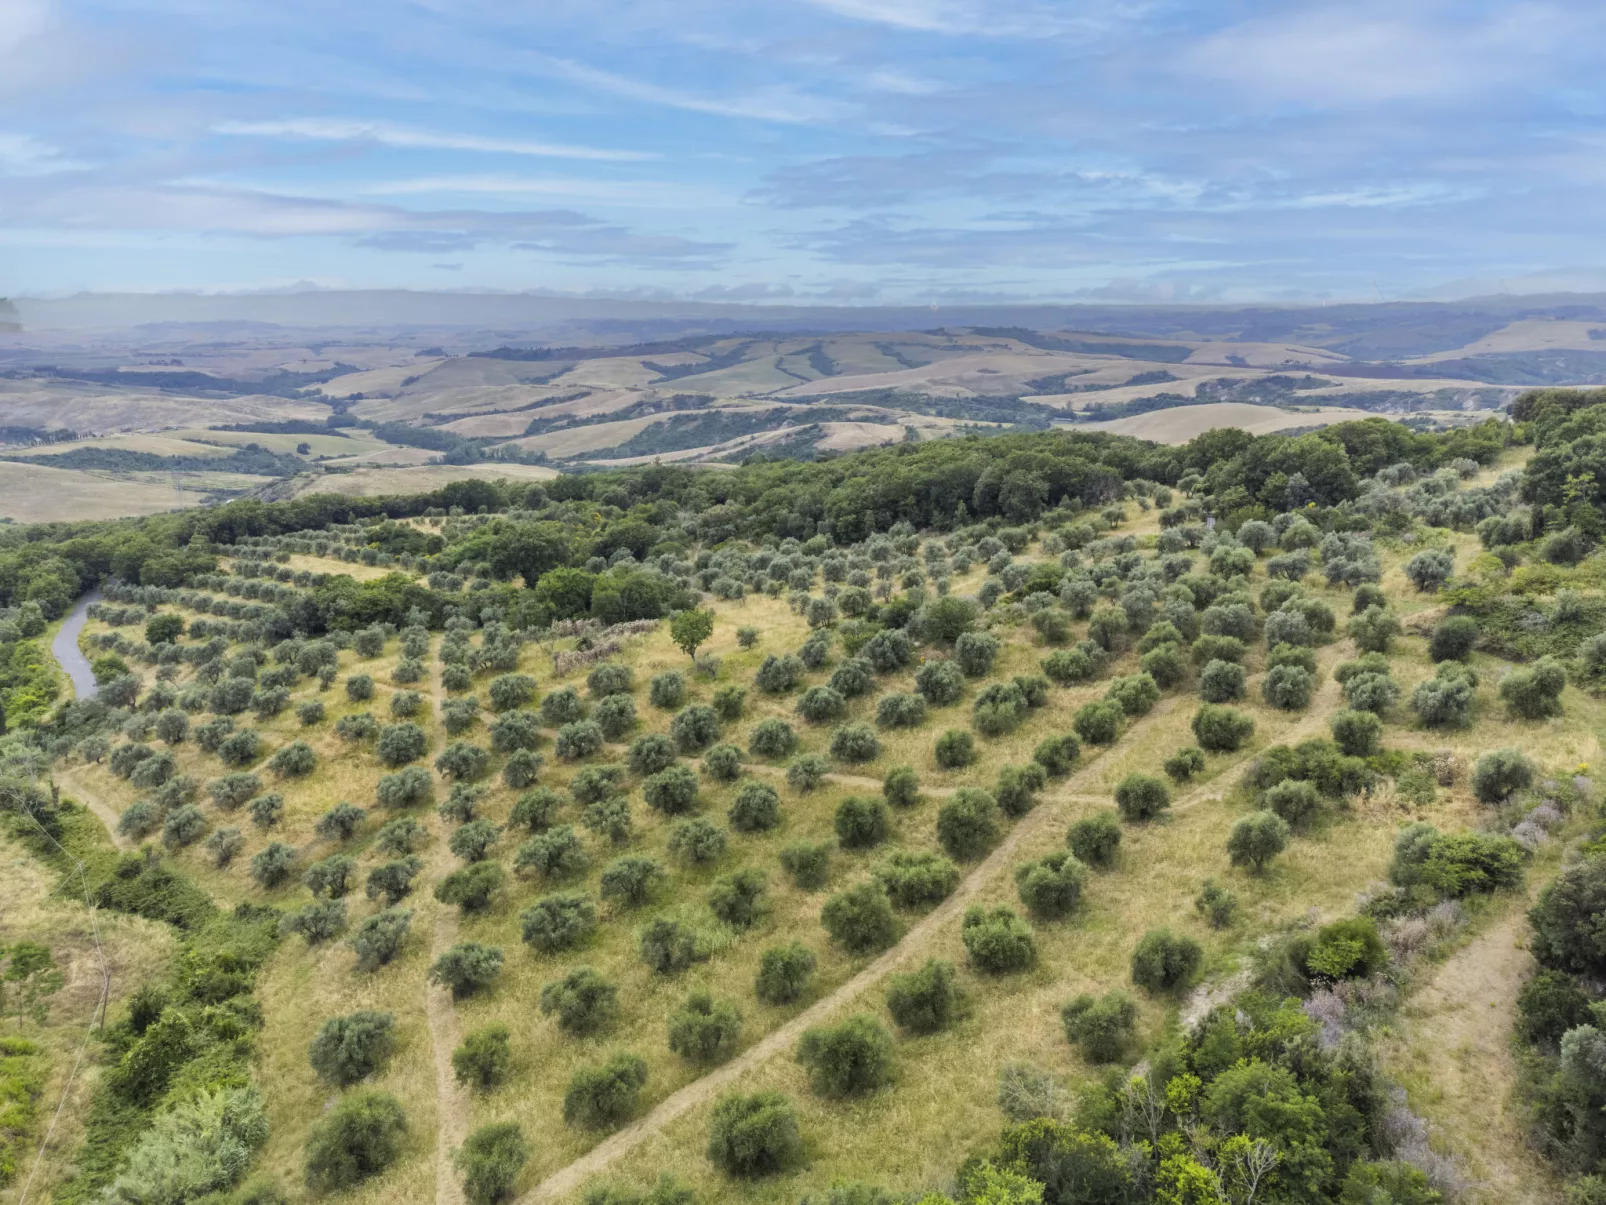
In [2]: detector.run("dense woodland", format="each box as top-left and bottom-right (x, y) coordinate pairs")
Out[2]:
(3, 397), (1606, 1205)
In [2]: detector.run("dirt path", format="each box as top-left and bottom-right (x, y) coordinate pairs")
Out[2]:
(425, 650), (469, 1205)
(1384, 907), (1559, 1205)
(54, 770), (129, 852)
(511, 694), (1194, 1205)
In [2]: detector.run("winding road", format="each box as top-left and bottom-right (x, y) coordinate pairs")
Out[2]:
(51, 591), (101, 700)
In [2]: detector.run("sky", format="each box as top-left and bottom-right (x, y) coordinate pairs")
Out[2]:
(4, 0), (1606, 303)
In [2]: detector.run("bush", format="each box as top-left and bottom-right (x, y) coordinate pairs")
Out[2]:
(600, 856), (666, 907)
(830, 657), (875, 699)
(1042, 647), (1098, 685)
(452, 1024), (512, 1090)
(749, 718), (797, 759)
(565, 1053), (648, 1129)
(1529, 858), (1606, 975)
(1344, 671), (1400, 715)
(436, 863), (506, 913)
(668, 992), (743, 1063)
(217, 729), (263, 767)
(488, 674), (537, 712)
(1227, 810), (1290, 873)
(955, 630), (1000, 677)
(1516, 970), (1593, 1051)
(1106, 673), (1160, 717)
(316, 800), (367, 841)
(1192, 634), (1247, 665)
(1014, 851), (1087, 919)
(1471, 749), (1535, 803)
(1033, 735), (1081, 778)
(639, 917), (706, 974)
(281, 900), (347, 945)
(1060, 991), (1137, 1063)
(541, 685), (587, 727)
(205, 827), (245, 868)
(1404, 548), (1454, 592)
(516, 826), (588, 879)
(1195, 880), (1238, 928)
(1073, 701), (1122, 745)
(827, 796), (884, 850)
(796, 1015), (893, 1097)
(489, 711), (540, 754)
(1265, 778), (1321, 829)
(830, 723), (881, 764)
(1130, 928), (1202, 993)
(1262, 664), (1315, 711)
(1192, 705), (1253, 752)
(336, 712), (378, 742)
(876, 850), (959, 909)
(718, 783), (779, 835)
(708, 869), (767, 929)
(349, 908), (412, 971)
(882, 764), (921, 807)
(667, 817), (728, 865)
(706, 1091), (802, 1177)
(555, 721), (606, 760)
(374, 721), (426, 767)
(754, 942), (816, 1005)
(1500, 656), (1567, 720)
(376, 765), (433, 810)
(251, 842), (296, 888)
(644, 764), (699, 814)
(1347, 606), (1400, 654)
(787, 754), (831, 793)
(1390, 823), (1524, 898)
(1115, 774), (1170, 822)
(915, 660), (965, 706)
(1299, 916), (1388, 980)
(366, 857), (422, 906)
(754, 654), (804, 695)
(304, 1090), (407, 1191)
(821, 882), (899, 952)
(309, 1011), (397, 1086)
(995, 762), (1047, 818)
(540, 967), (619, 1035)
(429, 942), (504, 999)
(1163, 746), (1206, 783)
(390, 690), (423, 719)
(1067, 811), (1122, 868)
(884, 959), (961, 1035)
(797, 686), (846, 724)
(779, 842), (831, 890)
(962, 905), (1035, 973)
(162, 805), (207, 849)
(973, 682), (1027, 736)
(1411, 665), (1476, 729)
(208, 771), (262, 810)
(671, 705), (721, 752)
(588, 663), (634, 697)
(1330, 709), (1382, 756)
(520, 893), (597, 953)
(937, 789), (1000, 860)
(1430, 615), (1478, 662)
(594, 694), (637, 740)
(305, 854), (357, 898)
(702, 743), (743, 782)
(934, 728), (976, 768)
(248, 793), (284, 828)
(1139, 643), (1188, 690)
(456, 1122), (529, 1205)
(875, 692), (927, 729)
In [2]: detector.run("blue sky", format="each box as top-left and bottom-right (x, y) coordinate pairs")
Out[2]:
(4, 0), (1606, 302)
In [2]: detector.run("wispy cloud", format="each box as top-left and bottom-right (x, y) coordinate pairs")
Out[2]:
(213, 118), (656, 161)
(527, 54), (853, 124)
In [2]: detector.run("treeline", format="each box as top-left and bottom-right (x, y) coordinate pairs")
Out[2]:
(2, 444), (307, 477)
(0, 415), (1510, 621)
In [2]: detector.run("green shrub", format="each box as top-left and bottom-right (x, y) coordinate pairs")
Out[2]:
(934, 728), (977, 768)
(594, 694), (637, 740)
(937, 789), (1000, 860)
(104, 1085), (269, 1205)
(521, 893), (597, 953)
(796, 1014), (894, 1098)
(665, 817), (726, 866)
(1227, 811), (1290, 873)
(309, 1011), (396, 1086)
(281, 900), (347, 945)
(349, 908), (412, 971)
(962, 905), (1035, 973)
(755, 942), (817, 1004)
(1130, 928), (1202, 992)
(1067, 811), (1122, 870)
(1471, 749), (1535, 803)
(1115, 773), (1170, 822)
(883, 764), (921, 807)
(727, 782), (780, 833)
(1347, 606), (1400, 654)
(915, 660), (965, 705)
(668, 992), (742, 1063)
(1298, 916), (1388, 980)
(1073, 701), (1122, 745)
(1163, 746), (1206, 783)
(1014, 852), (1087, 919)
(456, 1122), (530, 1205)
(821, 882), (899, 953)
(250, 842), (296, 888)
(876, 851), (959, 910)
(430, 942), (504, 999)
(435, 863), (506, 913)
(1430, 615), (1479, 662)
(1060, 990), (1137, 1062)
(748, 718), (797, 759)
(1500, 656), (1567, 720)
(556, 721), (605, 760)
(644, 764), (699, 814)
(834, 796), (888, 850)
(1033, 734), (1081, 777)
(1263, 779), (1320, 830)
(639, 917), (708, 975)
(1195, 880), (1238, 928)
(565, 1053), (648, 1129)
(706, 1091), (802, 1177)
(1192, 705), (1254, 752)
(779, 842), (831, 890)
(541, 967), (619, 1035)
(453, 1023), (513, 1090)
(885, 960), (961, 1034)
(600, 856), (665, 907)
(377, 722), (428, 767)
(650, 671), (687, 710)
(1389, 822), (1525, 898)
(830, 723), (881, 764)
(1263, 664), (1315, 711)
(701, 743), (743, 782)
(304, 1090), (407, 1191)
(1330, 709), (1382, 757)
(1516, 970), (1592, 1051)
(787, 754), (831, 794)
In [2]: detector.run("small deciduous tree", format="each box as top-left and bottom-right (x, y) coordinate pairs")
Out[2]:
(1115, 774), (1170, 822)
(1227, 810), (1290, 873)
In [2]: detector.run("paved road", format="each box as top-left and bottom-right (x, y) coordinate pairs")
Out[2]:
(50, 591), (101, 700)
